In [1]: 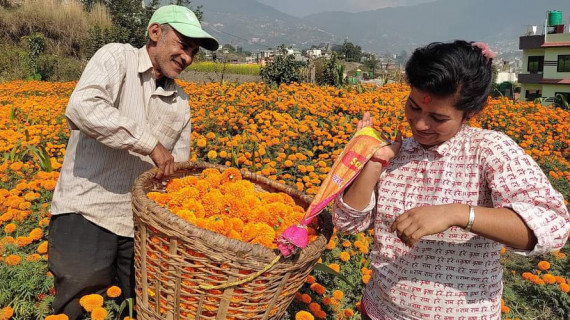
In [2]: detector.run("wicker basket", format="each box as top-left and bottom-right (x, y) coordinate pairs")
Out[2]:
(132, 161), (333, 320)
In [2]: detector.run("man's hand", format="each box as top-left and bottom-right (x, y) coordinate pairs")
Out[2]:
(149, 142), (175, 179)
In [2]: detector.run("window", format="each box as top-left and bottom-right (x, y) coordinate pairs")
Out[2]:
(527, 56), (544, 73)
(557, 55), (570, 72)
(525, 89), (541, 100)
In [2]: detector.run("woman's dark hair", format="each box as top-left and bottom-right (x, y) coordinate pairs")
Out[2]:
(405, 40), (493, 115)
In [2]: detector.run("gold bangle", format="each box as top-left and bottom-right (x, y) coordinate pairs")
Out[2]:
(464, 205), (475, 232)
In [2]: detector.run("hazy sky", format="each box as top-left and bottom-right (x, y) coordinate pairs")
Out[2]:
(256, 0), (438, 17)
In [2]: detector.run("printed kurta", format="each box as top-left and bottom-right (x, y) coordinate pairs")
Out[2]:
(333, 125), (569, 319)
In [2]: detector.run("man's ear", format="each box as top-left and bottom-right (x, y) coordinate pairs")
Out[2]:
(147, 23), (162, 42)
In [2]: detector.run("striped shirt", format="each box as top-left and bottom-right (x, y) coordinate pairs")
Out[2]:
(333, 125), (569, 319)
(50, 43), (192, 237)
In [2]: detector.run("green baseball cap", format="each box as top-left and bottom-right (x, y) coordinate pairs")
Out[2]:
(147, 5), (219, 51)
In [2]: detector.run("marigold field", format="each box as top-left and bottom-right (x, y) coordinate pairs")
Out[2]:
(0, 80), (569, 320)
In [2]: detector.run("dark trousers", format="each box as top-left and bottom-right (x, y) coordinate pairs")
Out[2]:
(47, 213), (135, 320)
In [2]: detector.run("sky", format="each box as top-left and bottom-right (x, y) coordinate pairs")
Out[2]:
(256, 0), (438, 17)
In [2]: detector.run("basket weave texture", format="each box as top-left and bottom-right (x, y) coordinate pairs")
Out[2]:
(132, 161), (333, 320)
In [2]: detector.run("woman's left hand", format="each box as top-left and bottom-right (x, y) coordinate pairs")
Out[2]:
(389, 203), (465, 247)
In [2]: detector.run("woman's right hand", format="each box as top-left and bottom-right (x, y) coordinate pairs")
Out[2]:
(358, 111), (403, 163)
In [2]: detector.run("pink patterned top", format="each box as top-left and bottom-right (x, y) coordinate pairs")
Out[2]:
(333, 125), (569, 320)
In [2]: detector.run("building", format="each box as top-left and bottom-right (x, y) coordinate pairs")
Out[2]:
(518, 10), (570, 102)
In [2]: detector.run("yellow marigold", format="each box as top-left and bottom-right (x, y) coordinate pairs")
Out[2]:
(219, 150), (228, 158)
(206, 132), (216, 139)
(79, 294), (104, 312)
(328, 263), (340, 273)
(37, 241), (48, 254)
(207, 150), (218, 160)
(342, 240), (351, 248)
(29, 227), (43, 241)
(5, 254), (21, 266)
(3, 223), (16, 234)
(90, 306), (107, 320)
(339, 251), (350, 262)
(537, 260), (550, 271)
(295, 310), (314, 320)
(106, 285), (122, 298)
(0, 306), (14, 320)
(332, 290), (344, 300)
(196, 138), (207, 148)
(9, 162), (23, 171)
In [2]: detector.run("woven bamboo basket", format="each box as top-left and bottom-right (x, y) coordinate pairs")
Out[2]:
(132, 161), (333, 320)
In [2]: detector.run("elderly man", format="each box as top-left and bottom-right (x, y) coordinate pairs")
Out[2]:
(48, 5), (218, 319)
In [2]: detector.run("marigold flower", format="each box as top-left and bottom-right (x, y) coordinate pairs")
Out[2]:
(305, 275), (316, 284)
(339, 251), (350, 262)
(45, 315), (69, 320)
(300, 293), (312, 304)
(543, 273), (556, 284)
(295, 310), (314, 320)
(308, 302), (321, 313)
(309, 283), (326, 296)
(0, 306), (13, 320)
(332, 290), (344, 300)
(29, 227), (43, 240)
(79, 294), (104, 312)
(26, 253), (41, 262)
(37, 241), (48, 254)
(5, 254), (21, 266)
(342, 240), (351, 248)
(362, 274), (371, 284)
(196, 138), (207, 148)
(321, 296), (332, 306)
(560, 283), (570, 293)
(3, 223), (16, 234)
(90, 306), (107, 320)
(537, 260), (550, 271)
(207, 150), (218, 160)
(106, 285), (122, 298)
(328, 263), (340, 273)
(344, 308), (355, 317)
(501, 305), (510, 313)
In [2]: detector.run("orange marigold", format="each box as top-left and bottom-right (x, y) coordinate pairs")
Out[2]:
(537, 260), (551, 271)
(300, 293), (312, 304)
(332, 290), (344, 300)
(328, 263), (340, 273)
(45, 315), (69, 320)
(5, 254), (21, 266)
(310, 283), (326, 296)
(90, 306), (107, 320)
(3, 223), (16, 234)
(29, 227), (43, 241)
(0, 306), (14, 320)
(106, 285), (122, 298)
(344, 308), (355, 317)
(220, 168), (242, 184)
(79, 294), (104, 312)
(308, 302), (321, 313)
(37, 241), (48, 254)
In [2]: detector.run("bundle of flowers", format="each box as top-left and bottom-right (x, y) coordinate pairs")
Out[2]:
(147, 167), (318, 249)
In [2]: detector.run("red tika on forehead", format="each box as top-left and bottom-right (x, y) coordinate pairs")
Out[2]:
(423, 95), (432, 104)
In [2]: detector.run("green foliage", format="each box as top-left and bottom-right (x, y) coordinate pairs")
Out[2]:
(336, 40), (362, 63)
(319, 53), (345, 87)
(260, 46), (304, 85)
(187, 61), (260, 75)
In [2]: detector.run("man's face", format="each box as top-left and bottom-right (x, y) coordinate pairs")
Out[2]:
(151, 25), (200, 79)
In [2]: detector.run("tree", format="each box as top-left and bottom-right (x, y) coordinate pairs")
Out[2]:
(260, 45), (304, 86)
(319, 53), (344, 87)
(340, 40), (362, 63)
(362, 53), (380, 77)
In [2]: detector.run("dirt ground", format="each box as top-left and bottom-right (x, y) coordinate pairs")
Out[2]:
(180, 71), (262, 84)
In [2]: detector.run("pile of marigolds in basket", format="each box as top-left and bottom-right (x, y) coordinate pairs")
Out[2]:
(147, 167), (318, 249)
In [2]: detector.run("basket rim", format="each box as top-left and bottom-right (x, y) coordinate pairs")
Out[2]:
(132, 161), (331, 262)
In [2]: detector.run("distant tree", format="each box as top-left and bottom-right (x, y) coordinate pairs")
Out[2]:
(362, 53), (380, 76)
(222, 44), (236, 53)
(260, 45), (304, 85)
(339, 40), (362, 62)
(319, 52), (344, 87)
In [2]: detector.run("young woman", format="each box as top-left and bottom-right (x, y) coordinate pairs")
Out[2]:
(333, 40), (569, 319)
